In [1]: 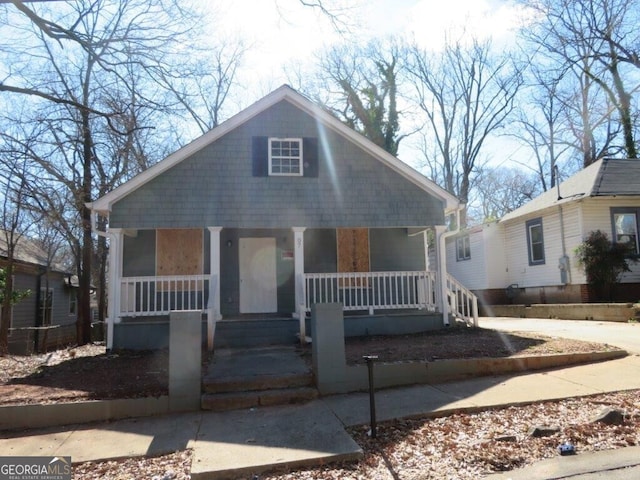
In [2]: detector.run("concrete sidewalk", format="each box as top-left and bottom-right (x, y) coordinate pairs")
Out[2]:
(1, 355), (639, 479)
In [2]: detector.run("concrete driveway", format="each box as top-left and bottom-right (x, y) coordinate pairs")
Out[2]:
(480, 317), (640, 355)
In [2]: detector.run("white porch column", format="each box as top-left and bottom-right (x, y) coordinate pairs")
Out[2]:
(435, 225), (450, 327)
(207, 227), (222, 350)
(292, 227), (307, 342)
(423, 229), (431, 271)
(106, 228), (123, 351)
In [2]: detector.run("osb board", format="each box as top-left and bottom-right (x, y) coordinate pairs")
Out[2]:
(156, 229), (203, 276)
(337, 228), (370, 288)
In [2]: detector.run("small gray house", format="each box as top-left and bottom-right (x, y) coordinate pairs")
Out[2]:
(1, 234), (78, 354)
(89, 85), (476, 350)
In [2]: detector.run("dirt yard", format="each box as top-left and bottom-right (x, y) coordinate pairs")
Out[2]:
(0, 327), (617, 407)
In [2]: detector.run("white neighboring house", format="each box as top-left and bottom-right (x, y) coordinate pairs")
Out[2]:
(447, 158), (640, 306)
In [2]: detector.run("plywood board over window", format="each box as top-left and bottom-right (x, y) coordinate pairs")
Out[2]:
(337, 228), (370, 287)
(156, 229), (203, 276)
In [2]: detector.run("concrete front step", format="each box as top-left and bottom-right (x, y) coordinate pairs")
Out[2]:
(201, 386), (319, 411)
(202, 372), (314, 394)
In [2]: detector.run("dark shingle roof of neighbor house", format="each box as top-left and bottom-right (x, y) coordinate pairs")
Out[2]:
(500, 158), (640, 222)
(0, 232), (69, 273)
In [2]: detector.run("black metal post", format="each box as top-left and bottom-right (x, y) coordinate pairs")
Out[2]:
(363, 355), (378, 438)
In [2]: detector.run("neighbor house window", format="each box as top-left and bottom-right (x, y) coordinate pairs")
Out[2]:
(456, 235), (471, 261)
(611, 208), (639, 254)
(69, 292), (77, 316)
(269, 138), (303, 176)
(526, 217), (545, 265)
(39, 288), (53, 326)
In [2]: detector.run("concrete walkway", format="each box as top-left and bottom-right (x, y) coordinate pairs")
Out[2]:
(1, 354), (640, 479)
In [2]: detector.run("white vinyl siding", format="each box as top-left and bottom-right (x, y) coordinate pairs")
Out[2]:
(446, 223), (507, 290)
(483, 223), (508, 288)
(504, 203), (584, 288)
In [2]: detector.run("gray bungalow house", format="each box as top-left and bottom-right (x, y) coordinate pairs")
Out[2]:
(89, 85), (476, 350)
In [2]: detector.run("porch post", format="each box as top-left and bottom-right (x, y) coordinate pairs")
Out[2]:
(423, 229), (431, 271)
(292, 227), (307, 342)
(106, 228), (123, 351)
(435, 225), (450, 327)
(207, 227), (223, 351)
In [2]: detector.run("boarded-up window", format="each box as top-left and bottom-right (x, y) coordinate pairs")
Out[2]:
(337, 228), (370, 287)
(156, 229), (203, 276)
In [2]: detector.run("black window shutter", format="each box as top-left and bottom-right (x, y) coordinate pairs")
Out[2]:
(303, 137), (319, 177)
(252, 136), (268, 177)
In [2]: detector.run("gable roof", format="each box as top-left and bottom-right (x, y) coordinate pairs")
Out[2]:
(89, 85), (460, 215)
(0, 232), (69, 273)
(500, 158), (640, 223)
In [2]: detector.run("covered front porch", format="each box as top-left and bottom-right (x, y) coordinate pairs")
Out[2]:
(106, 226), (478, 350)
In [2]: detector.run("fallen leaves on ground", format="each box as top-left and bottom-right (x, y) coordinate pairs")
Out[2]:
(344, 327), (617, 364)
(70, 389), (640, 479)
(0, 343), (168, 406)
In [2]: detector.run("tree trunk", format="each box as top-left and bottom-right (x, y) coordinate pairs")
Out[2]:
(0, 262), (15, 356)
(77, 105), (93, 345)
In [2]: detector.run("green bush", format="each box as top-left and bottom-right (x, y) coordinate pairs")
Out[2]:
(575, 230), (636, 301)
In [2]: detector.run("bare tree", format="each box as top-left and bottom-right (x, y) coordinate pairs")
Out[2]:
(510, 65), (578, 191)
(302, 39), (407, 155)
(523, 0), (640, 160)
(0, 0), (240, 345)
(0, 152), (36, 354)
(468, 166), (540, 223)
(407, 37), (523, 220)
(157, 39), (247, 135)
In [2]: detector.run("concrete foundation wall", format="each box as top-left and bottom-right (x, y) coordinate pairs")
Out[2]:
(113, 317), (207, 350)
(0, 397), (169, 431)
(340, 312), (443, 337)
(482, 303), (639, 322)
(169, 311), (202, 412)
(310, 303), (626, 395)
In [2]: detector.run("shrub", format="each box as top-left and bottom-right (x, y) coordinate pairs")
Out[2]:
(575, 230), (636, 301)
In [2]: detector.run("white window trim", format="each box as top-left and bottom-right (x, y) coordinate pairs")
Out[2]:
(268, 137), (303, 177)
(526, 218), (545, 265)
(456, 236), (471, 261)
(611, 208), (640, 255)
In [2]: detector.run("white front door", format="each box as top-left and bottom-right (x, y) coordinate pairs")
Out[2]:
(239, 237), (278, 313)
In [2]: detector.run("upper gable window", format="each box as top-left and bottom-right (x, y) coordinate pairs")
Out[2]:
(252, 136), (318, 178)
(526, 217), (545, 265)
(269, 138), (302, 176)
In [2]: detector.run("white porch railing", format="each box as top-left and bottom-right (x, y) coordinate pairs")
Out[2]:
(447, 273), (479, 327)
(304, 271), (438, 314)
(119, 275), (209, 316)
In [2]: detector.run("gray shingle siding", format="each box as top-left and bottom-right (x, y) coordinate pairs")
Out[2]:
(370, 229), (426, 271)
(110, 100), (444, 229)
